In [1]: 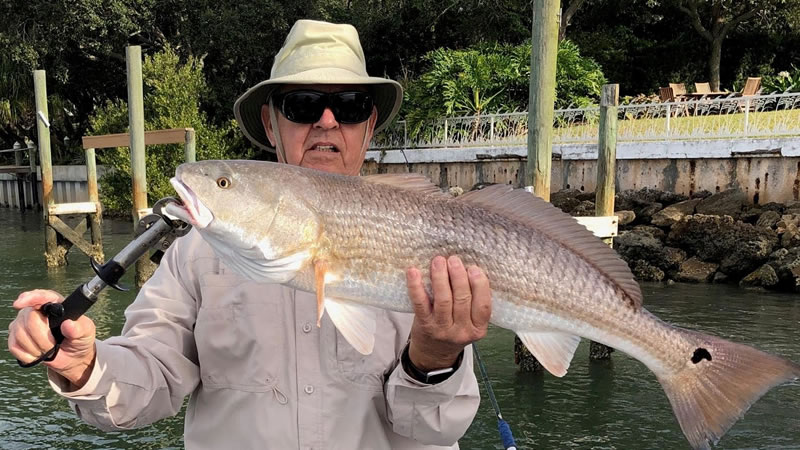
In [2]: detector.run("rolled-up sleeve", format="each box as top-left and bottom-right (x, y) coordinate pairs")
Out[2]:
(47, 232), (203, 431)
(385, 345), (480, 446)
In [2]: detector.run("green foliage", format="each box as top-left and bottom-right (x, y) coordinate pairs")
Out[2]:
(763, 66), (800, 93)
(90, 47), (235, 216)
(402, 40), (605, 136)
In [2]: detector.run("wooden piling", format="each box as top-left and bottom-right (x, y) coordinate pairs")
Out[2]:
(595, 84), (619, 237)
(14, 146), (25, 209)
(28, 145), (39, 209)
(518, 0), (561, 373)
(184, 128), (196, 163)
(126, 46), (157, 287)
(590, 83), (620, 361)
(526, 0), (561, 202)
(34, 70), (63, 267)
(86, 147), (104, 263)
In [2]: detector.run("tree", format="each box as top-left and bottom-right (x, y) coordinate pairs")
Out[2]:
(663, 0), (800, 91)
(560, 0), (589, 41)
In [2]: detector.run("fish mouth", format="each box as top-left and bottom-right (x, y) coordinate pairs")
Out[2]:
(167, 177), (214, 229)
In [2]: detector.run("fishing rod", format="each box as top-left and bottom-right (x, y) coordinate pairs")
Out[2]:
(17, 197), (191, 368)
(472, 342), (518, 450)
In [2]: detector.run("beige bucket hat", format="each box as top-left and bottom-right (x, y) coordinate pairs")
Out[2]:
(234, 19), (403, 151)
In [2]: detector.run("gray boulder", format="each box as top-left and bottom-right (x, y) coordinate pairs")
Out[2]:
(571, 200), (596, 217)
(632, 260), (665, 282)
(551, 189), (582, 213)
(781, 225), (800, 249)
(691, 190), (713, 199)
(637, 202), (663, 224)
(615, 210), (636, 226)
(756, 210), (781, 229)
(766, 247), (800, 292)
(650, 199), (701, 227)
(740, 207), (762, 224)
(760, 202), (785, 214)
(740, 264), (779, 288)
(632, 225), (666, 241)
(695, 189), (747, 219)
(667, 214), (778, 277)
(675, 257), (718, 283)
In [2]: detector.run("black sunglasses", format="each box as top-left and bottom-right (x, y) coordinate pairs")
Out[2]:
(273, 90), (374, 124)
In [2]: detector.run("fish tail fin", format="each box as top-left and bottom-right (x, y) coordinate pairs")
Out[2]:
(658, 330), (800, 450)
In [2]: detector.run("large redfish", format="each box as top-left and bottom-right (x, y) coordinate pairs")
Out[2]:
(165, 160), (799, 449)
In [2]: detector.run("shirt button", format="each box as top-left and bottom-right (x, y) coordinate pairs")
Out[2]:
(302, 322), (312, 333)
(304, 384), (315, 395)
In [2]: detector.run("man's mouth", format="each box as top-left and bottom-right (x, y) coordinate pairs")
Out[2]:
(309, 143), (339, 153)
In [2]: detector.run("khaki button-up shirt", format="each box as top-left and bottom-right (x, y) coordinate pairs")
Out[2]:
(49, 230), (480, 449)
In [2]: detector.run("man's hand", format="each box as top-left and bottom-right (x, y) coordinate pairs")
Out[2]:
(7, 289), (97, 389)
(406, 255), (492, 371)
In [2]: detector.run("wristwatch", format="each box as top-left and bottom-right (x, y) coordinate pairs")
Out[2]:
(401, 344), (463, 384)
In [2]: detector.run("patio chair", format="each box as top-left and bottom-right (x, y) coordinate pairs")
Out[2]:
(741, 77), (762, 96)
(659, 87), (675, 102)
(694, 82), (711, 94)
(669, 83), (687, 97)
(658, 87), (688, 116)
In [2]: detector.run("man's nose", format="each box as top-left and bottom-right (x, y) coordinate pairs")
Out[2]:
(314, 108), (339, 129)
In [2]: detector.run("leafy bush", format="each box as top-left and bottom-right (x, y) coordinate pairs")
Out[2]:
(762, 66), (800, 93)
(90, 47), (237, 216)
(402, 40), (606, 137)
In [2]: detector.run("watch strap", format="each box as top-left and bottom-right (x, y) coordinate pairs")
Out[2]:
(401, 344), (463, 384)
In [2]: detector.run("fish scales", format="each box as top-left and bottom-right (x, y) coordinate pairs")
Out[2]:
(166, 160), (800, 450)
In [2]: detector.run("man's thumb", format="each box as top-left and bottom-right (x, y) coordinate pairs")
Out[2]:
(60, 316), (95, 342)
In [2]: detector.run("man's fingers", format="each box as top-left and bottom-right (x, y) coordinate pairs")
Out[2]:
(448, 256), (472, 326)
(468, 265), (492, 329)
(430, 256), (453, 327)
(406, 267), (432, 319)
(13, 289), (63, 310)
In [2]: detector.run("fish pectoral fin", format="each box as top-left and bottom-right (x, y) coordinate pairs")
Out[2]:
(517, 330), (581, 377)
(325, 297), (377, 356)
(314, 259), (327, 327)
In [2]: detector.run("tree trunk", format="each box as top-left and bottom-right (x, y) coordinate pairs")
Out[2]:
(709, 38), (723, 91)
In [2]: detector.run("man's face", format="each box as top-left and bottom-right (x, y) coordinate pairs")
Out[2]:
(262, 84), (378, 176)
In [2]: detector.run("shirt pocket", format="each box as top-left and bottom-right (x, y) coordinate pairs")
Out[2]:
(332, 308), (397, 392)
(195, 273), (284, 392)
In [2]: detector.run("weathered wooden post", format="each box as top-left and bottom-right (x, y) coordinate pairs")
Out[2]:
(34, 70), (63, 266)
(127, 45), (156, 287)
(517, 0), (561, 373)
(184, 128), (196, 163)
(526, 0), (561, 202)
(85, 147), (104, 262)
(28, 144), (39, 209)
(590, 83), (620, 361)
(13, 142), (26, 209)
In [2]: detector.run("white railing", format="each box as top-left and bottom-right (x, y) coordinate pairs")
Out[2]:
(370, 92), (800, 149)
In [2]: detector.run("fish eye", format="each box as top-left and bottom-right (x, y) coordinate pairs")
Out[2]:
(216, 177), (231, 189)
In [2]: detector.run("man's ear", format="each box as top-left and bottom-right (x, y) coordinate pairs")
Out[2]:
(364, 107), (379, 144)
(261, 104), (276, 147)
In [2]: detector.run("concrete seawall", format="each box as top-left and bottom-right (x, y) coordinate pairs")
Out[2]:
(364, 137), (800, 204)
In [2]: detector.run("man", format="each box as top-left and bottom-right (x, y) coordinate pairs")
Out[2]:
(8, 20), (491, 449)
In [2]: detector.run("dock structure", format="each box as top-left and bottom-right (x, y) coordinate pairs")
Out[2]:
(0, 142), (38, 209)
(34, 53), (197, 273)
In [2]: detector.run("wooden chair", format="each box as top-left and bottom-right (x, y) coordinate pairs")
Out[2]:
(669, 83), (687, 97)
(694, 82), (711, 94)
(658, 87), (675, 102)
(742, 77), (762, 96)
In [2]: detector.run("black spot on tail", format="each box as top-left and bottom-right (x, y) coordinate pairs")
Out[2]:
(691, 348), (712, 364)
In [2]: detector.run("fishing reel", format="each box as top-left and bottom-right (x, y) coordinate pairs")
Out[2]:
(17, 197), (192, 368)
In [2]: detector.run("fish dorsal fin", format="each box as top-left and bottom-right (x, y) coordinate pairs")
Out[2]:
(459, 185), (642, 309)
(362, 173), (446, 197)
(517, 330), (581, 377)
(325, 297), (377, 355)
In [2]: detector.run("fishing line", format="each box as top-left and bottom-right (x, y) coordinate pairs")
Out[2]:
(472, 342), (518, 450)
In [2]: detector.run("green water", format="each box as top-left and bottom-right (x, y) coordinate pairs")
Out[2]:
(1, 207), (798, 449)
